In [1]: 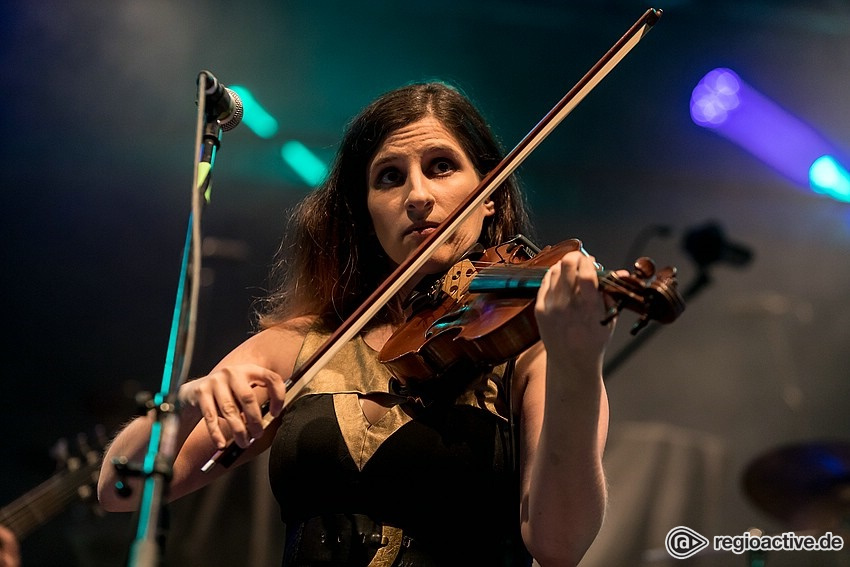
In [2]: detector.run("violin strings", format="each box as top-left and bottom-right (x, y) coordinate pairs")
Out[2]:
(468, 262), (548, 275)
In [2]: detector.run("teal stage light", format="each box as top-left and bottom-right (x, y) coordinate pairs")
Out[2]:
(228, 85), (279, 139)
(810, 156), (850, 203)
(281, 140), (328, 187)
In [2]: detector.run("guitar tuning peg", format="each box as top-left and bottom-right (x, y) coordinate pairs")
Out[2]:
(77, 432), (90, 451)
(77, 483), (94, 503)
(94, 424), (108, 448)
(50, 437), (70, 466)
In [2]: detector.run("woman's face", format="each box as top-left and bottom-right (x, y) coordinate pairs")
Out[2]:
(366, 116), (495, 276)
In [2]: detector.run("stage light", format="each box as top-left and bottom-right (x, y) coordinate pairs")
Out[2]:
(810, 156), (850, 202)
(219, 84), (329, 187)
(690, 68), (849, 201)
(228, 85), (279, 139)
(281, 140), (328, 187)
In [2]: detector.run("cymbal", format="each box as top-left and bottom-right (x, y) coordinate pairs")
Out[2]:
(742, 440), (850, 530)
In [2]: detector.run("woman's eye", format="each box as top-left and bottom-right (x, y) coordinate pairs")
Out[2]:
(375, 168), (402, 187)
(431, 159), (455, 175)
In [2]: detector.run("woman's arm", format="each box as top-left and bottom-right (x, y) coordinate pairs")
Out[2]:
(0, 525), (20, 567)
(97, 321), (307, 512)
(516, 250), (613, 566)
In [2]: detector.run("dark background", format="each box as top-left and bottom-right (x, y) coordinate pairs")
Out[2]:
(2, 1), (849, 565)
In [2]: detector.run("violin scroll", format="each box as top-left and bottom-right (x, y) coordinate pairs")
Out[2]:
(599, 256), (685, 335)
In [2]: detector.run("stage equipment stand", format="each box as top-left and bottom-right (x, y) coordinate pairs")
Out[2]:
(109, 70), (242, 567)
(603, 222), (753, 378)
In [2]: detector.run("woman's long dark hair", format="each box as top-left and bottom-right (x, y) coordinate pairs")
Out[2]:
(258, 81), (533, 331)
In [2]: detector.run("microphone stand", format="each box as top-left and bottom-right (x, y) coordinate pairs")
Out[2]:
(115, 72), (223, 567)
(602, 268), (711, 378)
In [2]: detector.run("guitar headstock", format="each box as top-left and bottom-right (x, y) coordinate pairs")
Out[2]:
(1, 425), (107, 539)
(48, 426), (106, 506)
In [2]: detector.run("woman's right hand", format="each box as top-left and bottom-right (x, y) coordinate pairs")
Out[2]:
(100, 323), (306, 511)
(178, 363), (287, 451)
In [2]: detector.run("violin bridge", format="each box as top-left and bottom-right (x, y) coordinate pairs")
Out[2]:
(442, 258), (478, 300)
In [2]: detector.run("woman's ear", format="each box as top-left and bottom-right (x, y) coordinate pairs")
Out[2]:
(483, 199), (496, 217)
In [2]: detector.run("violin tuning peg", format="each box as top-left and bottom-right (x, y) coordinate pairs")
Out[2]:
(656, 266), (678, 283)
(633, 257), (656, 279)
(630, 316), (651, 335)
(600, 302), (623, 326)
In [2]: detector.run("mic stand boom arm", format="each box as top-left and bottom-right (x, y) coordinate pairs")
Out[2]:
(603, 222), (753, 378)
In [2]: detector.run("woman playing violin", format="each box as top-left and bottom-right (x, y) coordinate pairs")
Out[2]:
(98, 81), (616, 566)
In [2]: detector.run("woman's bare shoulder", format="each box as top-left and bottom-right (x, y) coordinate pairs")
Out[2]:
(213, 315), (315, 376)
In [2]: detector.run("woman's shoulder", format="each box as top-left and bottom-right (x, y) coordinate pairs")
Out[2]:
(215, 315), (316, 377)
(263, 315), (317, 337)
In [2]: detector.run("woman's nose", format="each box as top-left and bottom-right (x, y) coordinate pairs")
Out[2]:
(404, 173), (434, 215)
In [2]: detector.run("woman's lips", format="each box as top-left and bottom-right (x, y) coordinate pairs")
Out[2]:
(408, 226), (436, 237)
(404, 222), (440, 238)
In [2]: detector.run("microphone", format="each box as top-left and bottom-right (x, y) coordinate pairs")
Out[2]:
(197, 70), (243, 131)
(683, 222), (753, 270)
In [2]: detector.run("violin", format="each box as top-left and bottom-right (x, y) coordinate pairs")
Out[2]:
(379, 235), (685, 383)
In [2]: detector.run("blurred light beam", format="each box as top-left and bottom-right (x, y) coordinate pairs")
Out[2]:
(228, 85), (279, 139)
(810, 156), (850, 202)
(690, 68), (849, 201)
(281, 140), (328, 187)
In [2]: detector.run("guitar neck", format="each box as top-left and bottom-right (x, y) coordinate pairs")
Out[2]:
(0, 456), (101, 540)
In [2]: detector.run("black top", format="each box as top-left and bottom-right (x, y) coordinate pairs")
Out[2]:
(267, 332), (531, 566)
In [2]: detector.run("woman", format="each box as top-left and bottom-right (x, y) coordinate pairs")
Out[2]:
(99, 82), (614, 566)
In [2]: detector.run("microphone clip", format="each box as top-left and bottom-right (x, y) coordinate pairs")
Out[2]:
(197, 70), (243, 132)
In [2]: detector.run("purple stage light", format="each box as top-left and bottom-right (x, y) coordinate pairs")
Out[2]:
(690, 68), (848, 197)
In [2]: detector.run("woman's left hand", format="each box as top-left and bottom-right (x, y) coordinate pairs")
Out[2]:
(533, 249), (619, 370)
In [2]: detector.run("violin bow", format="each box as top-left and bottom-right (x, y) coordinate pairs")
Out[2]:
(203, 7), (663, 470)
